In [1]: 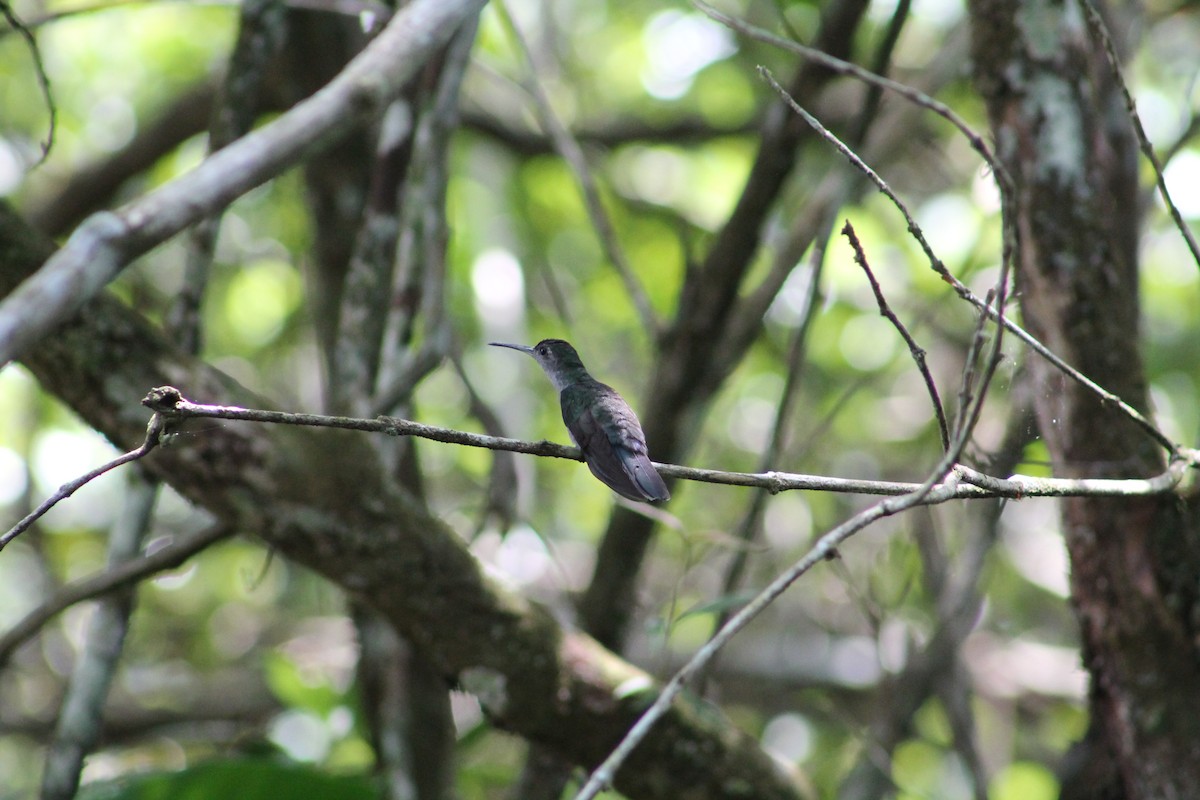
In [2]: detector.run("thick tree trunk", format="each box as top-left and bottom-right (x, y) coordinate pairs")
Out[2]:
(968, 1), (1200, 796)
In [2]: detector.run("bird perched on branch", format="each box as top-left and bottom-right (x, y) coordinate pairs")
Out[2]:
(489, 338), (670, 503)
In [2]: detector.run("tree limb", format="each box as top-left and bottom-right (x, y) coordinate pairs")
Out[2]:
(0, 0), (486, 366)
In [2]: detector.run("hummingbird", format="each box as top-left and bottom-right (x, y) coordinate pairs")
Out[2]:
(489, 338), (670, 503)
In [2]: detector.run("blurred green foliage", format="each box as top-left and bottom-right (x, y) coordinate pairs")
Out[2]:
(0, 0), (1197, 797)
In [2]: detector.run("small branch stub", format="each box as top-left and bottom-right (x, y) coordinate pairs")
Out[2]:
(142, 385), (185, 413)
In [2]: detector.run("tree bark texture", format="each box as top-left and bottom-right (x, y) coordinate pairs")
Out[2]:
(968, 1), (1200, 796)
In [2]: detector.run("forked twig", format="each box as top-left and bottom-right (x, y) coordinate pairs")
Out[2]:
(758, 68), (1179, 457)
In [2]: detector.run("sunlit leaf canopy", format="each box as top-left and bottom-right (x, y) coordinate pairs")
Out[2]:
(0, 0), (1198, 797)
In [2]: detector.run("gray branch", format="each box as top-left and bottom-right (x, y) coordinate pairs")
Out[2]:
(0, 0), (485, 366)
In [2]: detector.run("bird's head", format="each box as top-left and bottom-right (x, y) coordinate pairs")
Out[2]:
(489, 338), (588, 390)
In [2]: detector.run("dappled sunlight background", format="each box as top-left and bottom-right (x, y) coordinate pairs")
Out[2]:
(0, 0), (1197, 797)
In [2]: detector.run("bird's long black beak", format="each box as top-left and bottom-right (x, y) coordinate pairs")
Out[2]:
(488, 341), (535, 354)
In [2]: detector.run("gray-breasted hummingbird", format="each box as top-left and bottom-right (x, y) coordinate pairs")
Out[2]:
(489, 338), (670, 503)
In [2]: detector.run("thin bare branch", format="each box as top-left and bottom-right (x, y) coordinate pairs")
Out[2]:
(1079, 0), (1200, 273)
(842, 220), (949, 450)
(0, 413), (164, 552)
(139, 385), (1194, 500)
(697, 0), (1002, 181)
(758, 67), (1180, 457)
(0, 0), (56, 164)
(699, 221), (828, 693)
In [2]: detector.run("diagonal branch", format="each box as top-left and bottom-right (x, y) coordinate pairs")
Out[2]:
(0, 412), (165, 551)
(1079, 0), (1200, 273)
(842, 220), (950, 450)
(759, 68), (1179, 457)
(0, 0), (486, 366)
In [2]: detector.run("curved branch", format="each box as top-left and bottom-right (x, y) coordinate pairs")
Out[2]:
(0, 413), (164, 551)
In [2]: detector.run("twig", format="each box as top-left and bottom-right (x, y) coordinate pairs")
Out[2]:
(0, 524), (232, 667)
(757, 67), (1180, 458)
(1, 0), (56, 164)
(493, 0), (660, 338)
(699, 218), (828, 692)
(954, 289), (999, 441)
(1079, 0), (1200, 273)
(696, 0), (1003, 182)
(842, 220), (949, 450)
(571, 466), (970, 800)
(0, 412), (165, 552)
